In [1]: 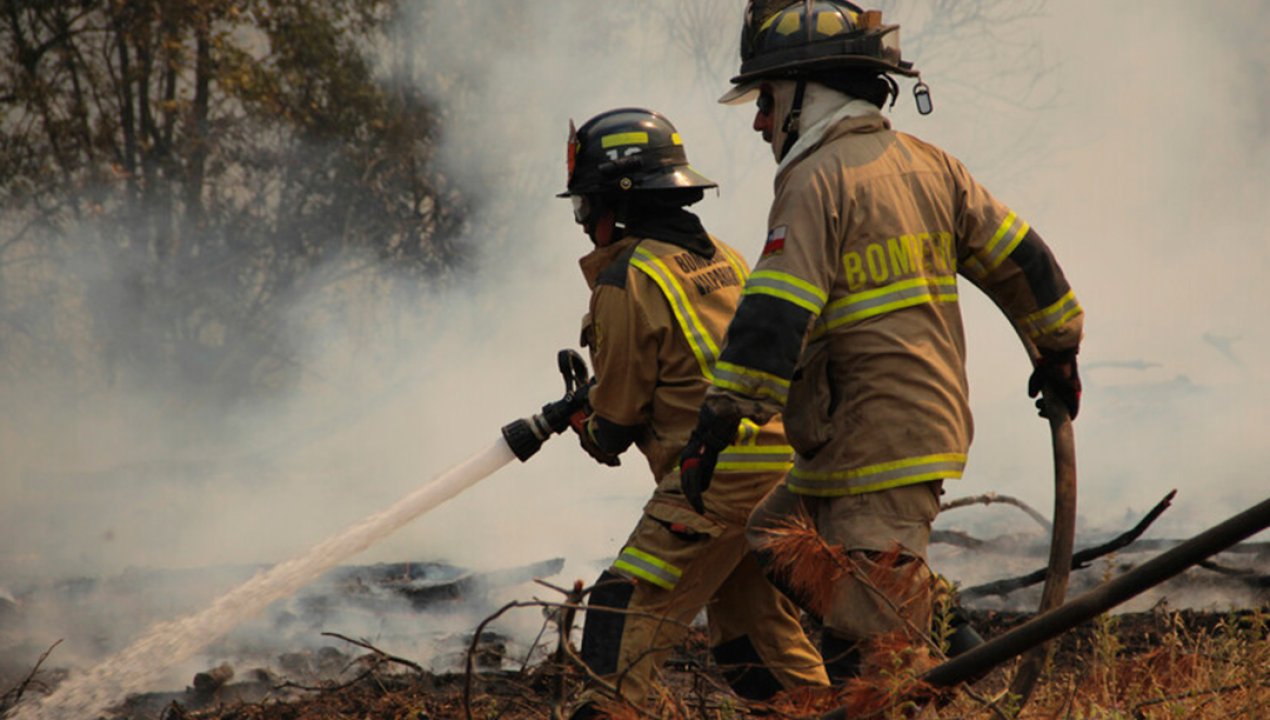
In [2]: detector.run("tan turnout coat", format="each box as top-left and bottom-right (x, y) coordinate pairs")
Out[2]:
(708, 111), (1083, 498)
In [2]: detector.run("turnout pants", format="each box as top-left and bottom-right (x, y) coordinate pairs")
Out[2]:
(578, 469), (828, 711)
(746, 481), (942, 681)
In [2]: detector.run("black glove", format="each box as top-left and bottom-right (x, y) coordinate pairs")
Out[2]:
(1028, 347), (1081, 419)
(570, 410), (621, 467)
(679, 405), (741, 514)
(541, 377), (593, 434)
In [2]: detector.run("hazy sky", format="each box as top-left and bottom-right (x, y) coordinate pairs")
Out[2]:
(2, 0), (1267, 669)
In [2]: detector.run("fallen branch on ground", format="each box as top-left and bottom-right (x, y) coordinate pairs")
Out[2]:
(942, 492), (1052, 532)
(321, 631), (424, 674)
(962, 490), (1177, 600)
(0, 638), (62, 713)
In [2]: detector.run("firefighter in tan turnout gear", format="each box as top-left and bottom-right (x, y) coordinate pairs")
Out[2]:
(559, 108), (828, 718)
(680, 0), (1085, 681)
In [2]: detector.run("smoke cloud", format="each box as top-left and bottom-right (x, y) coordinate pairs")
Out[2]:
(1, 0), (1266, 689)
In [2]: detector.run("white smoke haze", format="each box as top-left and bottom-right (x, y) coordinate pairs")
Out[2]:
(1, 0), (1267, 705)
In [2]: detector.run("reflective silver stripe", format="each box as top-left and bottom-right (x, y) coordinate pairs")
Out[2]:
(816, 276), (957, 334)
(717, 445), (794, 473)
(614, 547), (681, 590)
(631, 247), (720, 378)
(788, 453), (966, 497)
(743, 270), (828, 314)
(1019, 290), (1081, 339)
(977, 213), (1030, 274)
(713, 361), (790, 404)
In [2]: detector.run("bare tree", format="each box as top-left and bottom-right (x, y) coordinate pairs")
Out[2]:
(0, 0), (469, 409)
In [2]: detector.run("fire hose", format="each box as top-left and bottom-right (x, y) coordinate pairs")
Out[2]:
(1006, 387), (1078, 707)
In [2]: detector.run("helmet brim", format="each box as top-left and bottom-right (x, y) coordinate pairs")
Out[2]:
(717, 80), (762, 105)
(730, 54), (920, 84)
(558, 164), (717, 196)
(638, 164), (718, 191)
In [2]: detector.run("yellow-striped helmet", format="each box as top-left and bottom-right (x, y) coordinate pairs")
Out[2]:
(733, 0), (917, 87)
(560, 108), (716, 197)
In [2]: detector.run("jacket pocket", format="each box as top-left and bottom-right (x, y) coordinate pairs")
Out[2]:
(784, 337), (834, 459)
(644, 497), (726, 541)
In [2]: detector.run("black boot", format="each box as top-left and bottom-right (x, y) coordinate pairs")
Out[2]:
(945, 606), (985, 657)
(819, 631), (862, 684)
(568, 702), (603, 720)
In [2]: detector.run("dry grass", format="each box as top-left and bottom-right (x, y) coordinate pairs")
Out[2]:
(14, 606), (1256, 719)
(5, 532), (1266, 720)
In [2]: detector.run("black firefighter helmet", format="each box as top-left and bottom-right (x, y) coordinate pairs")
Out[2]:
(720, 0), (920, 104)
(560, 108), (716, 198)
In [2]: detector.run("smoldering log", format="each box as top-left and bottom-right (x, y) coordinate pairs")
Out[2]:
(191, 663), (233, 696)
(818, 494), (1270, 719)
(931, 495), (1270, 685)
(960, 489), (1176, 600)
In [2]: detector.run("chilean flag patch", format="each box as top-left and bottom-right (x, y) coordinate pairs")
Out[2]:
(761, 225), (787, 257)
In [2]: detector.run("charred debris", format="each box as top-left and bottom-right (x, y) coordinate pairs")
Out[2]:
(3, 493), (1268, 719)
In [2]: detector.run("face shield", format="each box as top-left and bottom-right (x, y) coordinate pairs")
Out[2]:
(571, 195), (589, 225)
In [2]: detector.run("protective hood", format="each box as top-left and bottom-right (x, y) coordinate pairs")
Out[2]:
(776, 84), (880, 172)
(762, 80), (876, 165)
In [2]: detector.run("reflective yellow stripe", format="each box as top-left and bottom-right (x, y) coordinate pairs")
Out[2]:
(983, 212), (1017, 257)
(601, 131), (648, 148)
(817, 11), (847, 35)
(717, 444), (794, 473)
(735, 418), (760, 445)
(713, 360), (790, 404)
(787, 453), (966, 497)
(1018, 290), (1082, 339)
(774, 11), (800, 35)
(717, 243), (750, 286)
(670, 132), (682, 146)
(632, 247), (721, 379)
(743, 270), (828, 314)
(813, 276), (957, 337)
(972, 213), (1030, 275)
(614, 546), (682, 590)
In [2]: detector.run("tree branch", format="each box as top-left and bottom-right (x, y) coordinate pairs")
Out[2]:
(961, 490), (1177, 600)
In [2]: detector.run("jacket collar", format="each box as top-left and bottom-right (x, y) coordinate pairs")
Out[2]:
(579, 235), (640, 291)
(577, 208), (715, 290)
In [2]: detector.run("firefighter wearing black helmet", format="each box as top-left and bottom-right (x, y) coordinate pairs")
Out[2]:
(559, 108), (828, 718)
(680, 0), (1085, 681)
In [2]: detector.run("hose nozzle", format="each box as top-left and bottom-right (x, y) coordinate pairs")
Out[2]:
(501, 410), (559, 462)
(501, 349), (592, 462)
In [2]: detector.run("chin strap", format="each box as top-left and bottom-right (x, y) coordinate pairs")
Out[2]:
(778, 79), (807, 162)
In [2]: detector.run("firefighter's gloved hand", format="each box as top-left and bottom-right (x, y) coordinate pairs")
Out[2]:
(1028, 347), (1081, 419)
(543, 378), (595, 435)
(570, 412), (621, 467)
(679, 405), (741, 515)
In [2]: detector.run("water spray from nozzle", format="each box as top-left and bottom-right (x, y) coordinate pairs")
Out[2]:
(12, 351), (592, 720)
